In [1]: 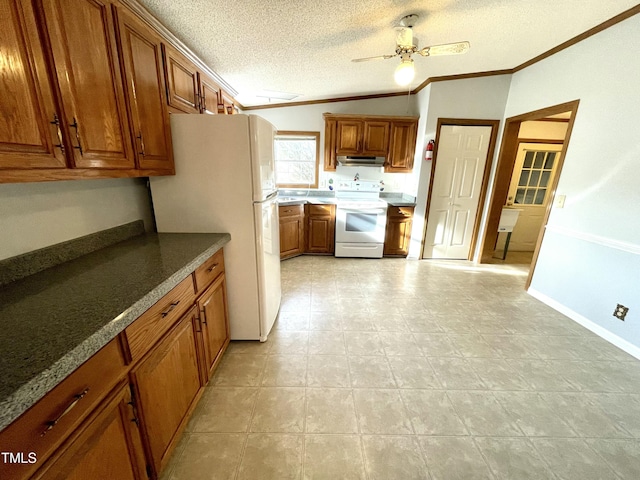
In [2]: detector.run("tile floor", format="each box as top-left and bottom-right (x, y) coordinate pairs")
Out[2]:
(162, 256), (640, 480)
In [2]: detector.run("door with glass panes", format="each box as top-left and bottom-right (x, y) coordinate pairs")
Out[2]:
(504, 143), (563, 251)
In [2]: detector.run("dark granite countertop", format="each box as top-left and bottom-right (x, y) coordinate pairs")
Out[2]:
(0, 232), (230, 430)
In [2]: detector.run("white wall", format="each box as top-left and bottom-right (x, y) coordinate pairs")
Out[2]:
(409, 74), (513, 258)
(253, 96), (421, 193)
(0, 178), (153, 260)
(506, 14), (640, 351)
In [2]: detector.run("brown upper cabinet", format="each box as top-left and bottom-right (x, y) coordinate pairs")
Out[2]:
(0, 0), (67, 170)
(114, 5), (174, 171)
(162, 43), (231, 116)
(387, 120), (418, 172)
(336, 120), (389, 156)
(162, 43), (202, 114)
(39, 0), (135, 169)
(324, 114), (418, 172)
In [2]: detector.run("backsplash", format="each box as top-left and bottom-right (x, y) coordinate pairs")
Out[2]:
(319, 166), (418, 194)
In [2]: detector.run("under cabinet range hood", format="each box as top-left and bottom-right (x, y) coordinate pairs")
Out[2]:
(337, 155), (386, 167)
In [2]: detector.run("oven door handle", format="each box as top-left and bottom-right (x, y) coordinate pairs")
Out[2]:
(338, 208), (387, 214)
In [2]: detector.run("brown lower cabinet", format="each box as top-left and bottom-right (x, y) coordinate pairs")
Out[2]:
(306, 204), (336, 255)
(0, 248), (230, 480)
(32, 381), (147, 480)
(131, 306), (203, 475)
(279, 204), (305, 259)
(383, 206), (415, 257)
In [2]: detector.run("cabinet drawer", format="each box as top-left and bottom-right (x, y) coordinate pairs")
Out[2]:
(307, 204), (334, 216)
(193, 248), (225, 294)
(0, 339), (125, 480)
(124, 275), (196, 361)
(279, 204), (304, 217)
(387, 206), (414, 217)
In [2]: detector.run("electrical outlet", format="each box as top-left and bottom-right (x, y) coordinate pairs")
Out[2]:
(555, 195), (566, 208)
(613, 304), (629, 321)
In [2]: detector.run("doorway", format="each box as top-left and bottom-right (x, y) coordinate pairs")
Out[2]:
(422, 119), (499, 259)
(479, 100), (580, 288)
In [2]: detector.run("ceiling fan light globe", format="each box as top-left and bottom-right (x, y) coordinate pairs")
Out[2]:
(394, 59), (415, 86)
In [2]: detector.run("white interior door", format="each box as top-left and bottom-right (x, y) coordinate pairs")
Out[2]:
(499, 143), (563, 251)
(423, 125), (492, 259)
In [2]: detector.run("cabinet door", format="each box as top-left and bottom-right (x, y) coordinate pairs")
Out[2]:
(162, 44), (201, 114)
(217, 89), (236, 114)
(384, 207), (414, 256)
(198, 274), (230, 380)
(33, 382), (147, 480)
(132, 306), (202, 474)
(323, 118), (337, 171)
(199, 74), (220, 115)
(386, 121), (417, 172)
(279, 210), (304, 259)
(363, 121), (389, 156)
(0, 0), (66, 169)
(306, 205), (335, 254)
(114, 6), (173, 171)
(336, 120), (362, 155)
(39, 0), (135, 169)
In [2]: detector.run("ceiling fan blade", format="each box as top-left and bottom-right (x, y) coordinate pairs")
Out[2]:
(418, 41), (470, 57)
(351, 54), (397, 63)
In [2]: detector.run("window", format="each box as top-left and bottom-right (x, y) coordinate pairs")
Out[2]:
(274, 131), (320, 189)
(514, 149), (556, 205)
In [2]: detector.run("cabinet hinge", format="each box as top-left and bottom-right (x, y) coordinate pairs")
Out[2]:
(128, 383), (140, 426)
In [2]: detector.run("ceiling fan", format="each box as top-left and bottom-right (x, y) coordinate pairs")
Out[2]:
(352, 14), (470, 86)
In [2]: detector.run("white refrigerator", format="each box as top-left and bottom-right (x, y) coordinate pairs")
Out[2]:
(150, 114), (281, 341)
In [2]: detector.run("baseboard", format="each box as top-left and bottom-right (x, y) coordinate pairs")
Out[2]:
(528, 287), (640, 360)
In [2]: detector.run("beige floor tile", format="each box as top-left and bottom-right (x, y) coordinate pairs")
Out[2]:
(419, 436), (493, 480)
(348, 355), (396, 388)
(237, 434), (303, 480)
(379, 332), (423, 356)
(475, 437), (554, 480)
(532, 438), (618, 480)
(493, 391), (577, 437)
(401, 390), (468, 435)
(413, 333), (460, 357)
(250, 387), (306, 433)
(275, 311), (310, 331)
(269, 331), (309, 355)
(344, 331), (385, 355)
(168, 433), (245, 480)
(261, 355), (307, 387)
(305, 388), (358, 434)
(446, 391), (523, 436)
(226, 340), (272, 355)
(353, 389), (413, 434)
(428, 357), (487, 390)
(309, 312), (343, 331)
(585, 439), (640, 479)
(303, 435), (366, 480)
(306, 355), (350, 387)
(190, 387), (258, 433)
(362, 435), (428, 480)
(212, 354), (267, 386)
(387, 356), (441, 389)
(466, 358), (532, 391)
(308, 331), (346, 355)
(539, 392), (633, 438)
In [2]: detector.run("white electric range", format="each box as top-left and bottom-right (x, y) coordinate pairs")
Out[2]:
(334, 181), (388, 258)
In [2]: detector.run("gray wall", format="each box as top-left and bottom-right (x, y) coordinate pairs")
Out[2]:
(0, 178), (154, 261)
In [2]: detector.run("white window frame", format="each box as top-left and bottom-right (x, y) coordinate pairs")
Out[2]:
(274, 131), (320, 189)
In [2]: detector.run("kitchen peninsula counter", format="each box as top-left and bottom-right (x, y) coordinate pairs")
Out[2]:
(0, 229), (230, 430)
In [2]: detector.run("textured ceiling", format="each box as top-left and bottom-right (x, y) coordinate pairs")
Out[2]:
(138, 0), (638, 107)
